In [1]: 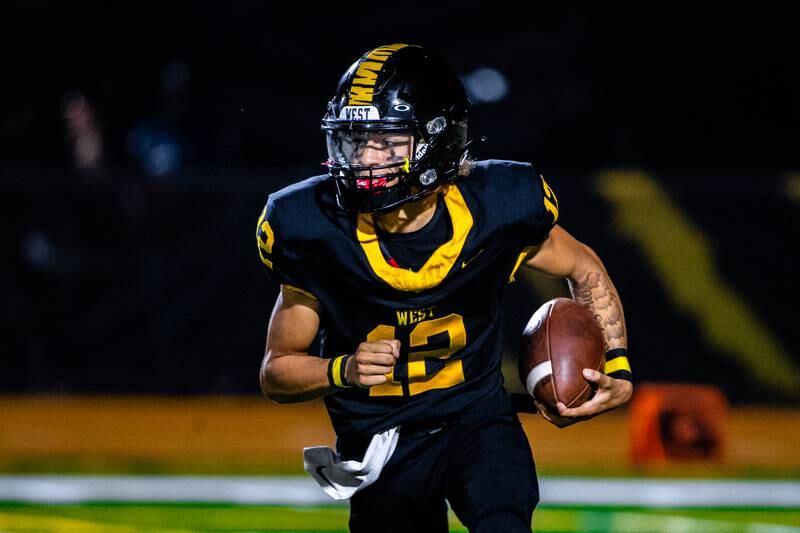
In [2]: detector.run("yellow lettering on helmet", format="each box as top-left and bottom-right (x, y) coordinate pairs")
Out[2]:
(348, 86), (375, 106)
(354, 61), (382, 86)
(366, 43), (410, 61)
(347, 44), (413, 106)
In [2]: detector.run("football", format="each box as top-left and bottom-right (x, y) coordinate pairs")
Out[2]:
(519, 298), (605, 413)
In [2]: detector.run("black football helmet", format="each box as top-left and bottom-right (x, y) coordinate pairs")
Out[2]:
(321, 43), (481, 214)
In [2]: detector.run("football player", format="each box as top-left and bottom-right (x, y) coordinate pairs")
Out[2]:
(257, 43), (633, 533)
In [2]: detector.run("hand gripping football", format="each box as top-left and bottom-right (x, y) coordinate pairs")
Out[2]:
(518, 298), (605, 412)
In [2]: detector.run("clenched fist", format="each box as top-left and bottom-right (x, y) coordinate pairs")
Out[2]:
(344, 339), (400, 388)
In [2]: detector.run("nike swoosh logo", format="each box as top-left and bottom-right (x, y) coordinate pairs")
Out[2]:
(316, 465), (335, 487)
(461, 248), (485, 269)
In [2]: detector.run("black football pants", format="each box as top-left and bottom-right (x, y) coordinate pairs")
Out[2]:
(343, 411), (540, 533)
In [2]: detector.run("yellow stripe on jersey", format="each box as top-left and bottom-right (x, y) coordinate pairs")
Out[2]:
(356, 183), (473, 292)
(281, 284), (318, 301)
(507, 246), (538, 284)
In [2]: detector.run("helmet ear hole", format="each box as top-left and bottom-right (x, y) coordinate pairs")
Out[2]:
(419, 169), (437, 186)
(426, 116), (447, 135)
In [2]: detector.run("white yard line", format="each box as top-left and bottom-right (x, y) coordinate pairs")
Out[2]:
(605, 510), (800, 533)
(0, 476), (798, 508)
(542, 477), (800, 508)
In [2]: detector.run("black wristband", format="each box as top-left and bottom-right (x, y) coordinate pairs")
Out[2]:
(326, 357), (336, 388)
(604, 348), (633, 382)
(339, 354), (351, 387)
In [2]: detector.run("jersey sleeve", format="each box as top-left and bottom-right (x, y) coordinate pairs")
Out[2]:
(515, 166), (559, 246)
(255, 195), (316, 298)
(505, 165), (560, 283)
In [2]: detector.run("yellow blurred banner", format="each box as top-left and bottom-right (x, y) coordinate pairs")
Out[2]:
(598, 170), (800, 398)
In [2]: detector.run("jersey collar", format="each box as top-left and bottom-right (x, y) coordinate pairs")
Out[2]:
(356, 183), (473, 292)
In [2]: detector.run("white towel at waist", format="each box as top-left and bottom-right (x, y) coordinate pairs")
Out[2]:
(303, 425), (400, 500)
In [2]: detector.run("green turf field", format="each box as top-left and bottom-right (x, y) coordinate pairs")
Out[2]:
(0, 504), (798, 533)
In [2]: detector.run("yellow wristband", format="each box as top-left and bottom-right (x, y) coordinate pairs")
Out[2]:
(329, 354), (352, 389)
(604, 348), (633, 382)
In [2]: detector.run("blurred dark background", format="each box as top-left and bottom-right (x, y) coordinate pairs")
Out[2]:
(2, 3), (798, 402)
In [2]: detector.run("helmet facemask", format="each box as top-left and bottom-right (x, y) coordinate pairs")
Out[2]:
(325, 127), (423, 214)
(323, 111), (468, 215)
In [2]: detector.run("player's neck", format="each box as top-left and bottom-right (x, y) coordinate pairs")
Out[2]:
(375, 191), (438, 234)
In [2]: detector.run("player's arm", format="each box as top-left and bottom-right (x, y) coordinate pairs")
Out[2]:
(260, 285), (399, 403)
(260, 285), (329, 403)
(523, 225), (633, 427)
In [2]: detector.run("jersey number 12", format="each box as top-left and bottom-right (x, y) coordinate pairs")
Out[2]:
(366, 313), (466, 397)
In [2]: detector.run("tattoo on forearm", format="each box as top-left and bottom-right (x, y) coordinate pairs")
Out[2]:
(570, 271), (627, 351)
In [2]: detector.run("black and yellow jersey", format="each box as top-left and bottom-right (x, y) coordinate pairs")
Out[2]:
(256, 159), (559, 441)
